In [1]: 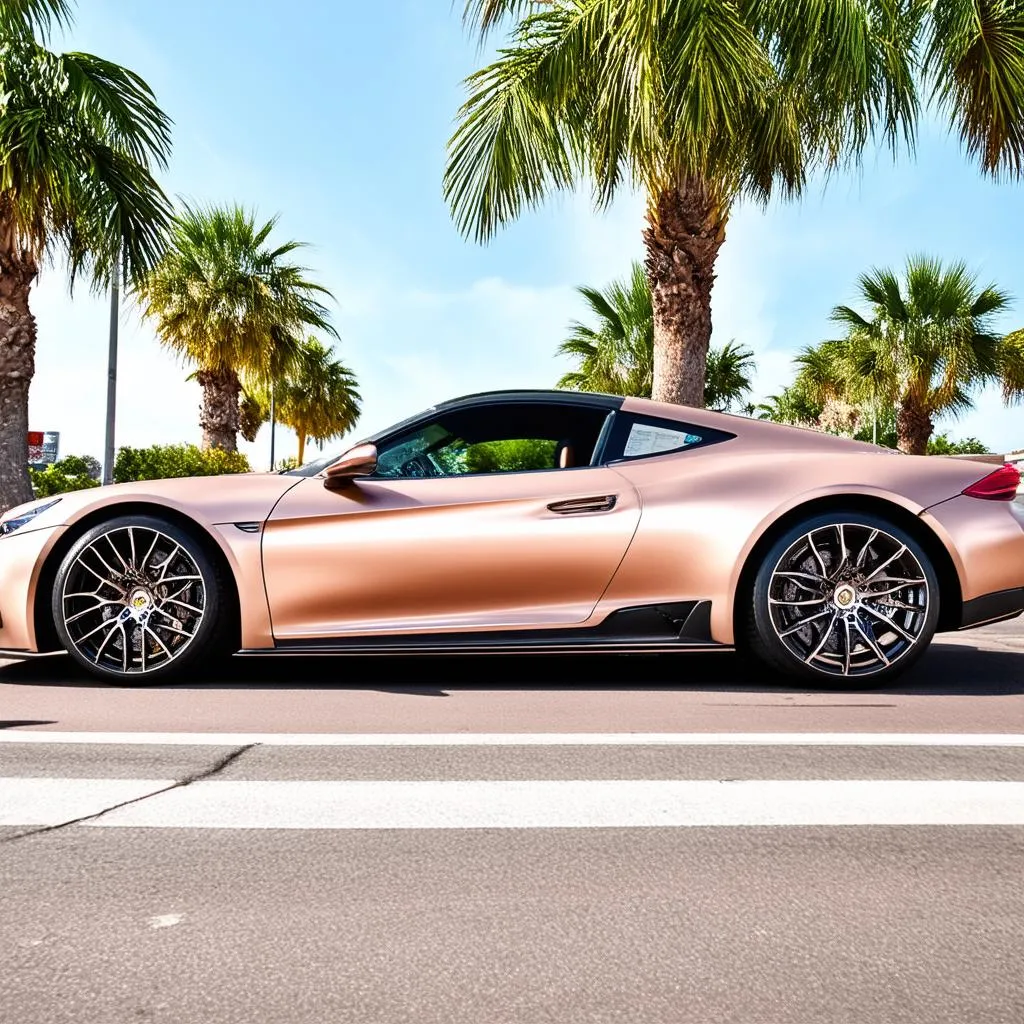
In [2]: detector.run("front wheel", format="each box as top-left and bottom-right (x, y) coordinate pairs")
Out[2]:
(52, 515), (228, 685)
(746, 512), (940, 686)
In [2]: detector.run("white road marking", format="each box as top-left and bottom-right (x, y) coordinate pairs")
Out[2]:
(4, 778), (1024, 829)
(2, 731), (1024, 747)
(0, 778), (173, 826)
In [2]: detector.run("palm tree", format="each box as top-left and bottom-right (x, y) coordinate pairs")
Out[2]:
(557, 261), (755, 410)
(704, 340), (757, 413)
(557, 262), (652, 398)
(138, 205), (336, 452)
(448, 1), (1024, 411)
(812, 256), (1022, 454)
(0, 0), (172, 512)
(244, 337), (361, 465)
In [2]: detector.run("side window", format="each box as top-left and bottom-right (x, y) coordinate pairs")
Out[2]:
(373, 403), (612, 478)
(604, 413), (732, 463)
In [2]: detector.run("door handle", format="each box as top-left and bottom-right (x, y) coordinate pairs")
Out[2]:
(547, 495), (617, 514)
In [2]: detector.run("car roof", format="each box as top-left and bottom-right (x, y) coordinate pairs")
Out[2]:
(435, 389), (625, 412)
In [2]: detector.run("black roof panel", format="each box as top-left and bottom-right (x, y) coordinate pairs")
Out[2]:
(436, 389), (624, 411)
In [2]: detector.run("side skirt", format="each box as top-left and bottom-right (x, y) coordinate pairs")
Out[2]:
(239, 601), (730, 657)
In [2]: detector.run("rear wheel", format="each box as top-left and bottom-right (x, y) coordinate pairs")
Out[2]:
(747, 511), (939, 686)
(52, 515), (229, 685)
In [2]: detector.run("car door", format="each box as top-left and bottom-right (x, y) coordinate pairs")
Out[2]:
(261, 464), (641, 642)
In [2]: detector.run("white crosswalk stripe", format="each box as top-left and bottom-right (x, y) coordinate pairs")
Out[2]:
(4, 777), (1024, 830)
(4, 730), (1024, 830)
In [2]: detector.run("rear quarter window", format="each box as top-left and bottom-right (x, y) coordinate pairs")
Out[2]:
(603, 413), (734, 463)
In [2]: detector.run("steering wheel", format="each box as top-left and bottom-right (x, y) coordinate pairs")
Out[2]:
(399, 454), (440, 478)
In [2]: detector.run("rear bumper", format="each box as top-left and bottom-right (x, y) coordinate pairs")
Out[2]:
(922, 495), (1024, 629)
(959, 588), (1024, 630)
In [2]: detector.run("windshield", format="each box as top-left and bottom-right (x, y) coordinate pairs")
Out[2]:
(284, 403), (440, 477)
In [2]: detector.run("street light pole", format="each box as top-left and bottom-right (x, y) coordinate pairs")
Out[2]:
(268, 382), (276, 471)
(102, 261), (121, 486)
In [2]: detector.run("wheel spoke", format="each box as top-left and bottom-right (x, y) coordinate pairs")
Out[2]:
(770, 596), (827, 607)
(140, 531), (160, 575)
(85, 541), (121, 579)
(863, 544), (907, 583)
(805, 531), (829, 577)
(144, 625), (174, 659)
(854, 619), (891, 666)
(861, 578), (925, 597)
(836, 524), (849, 574)
(778, 609), (831, 638)
(153, 544), (182, 584)
(151, 612), (199, 639)
(65, 600), (120, 625)
(804, 612), (839, 665)
(842, 617), (852, 676)
(861, 604), (916, 643)
(106, 533), (131, 573)
(92, 619), (123, 663)
(854, 529), (880, 569)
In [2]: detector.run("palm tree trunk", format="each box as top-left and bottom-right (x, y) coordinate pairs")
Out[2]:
(896, 398), (933, 455)
(0, 244), (38, 514)
(644, 179), (727, 407)
(196, 367), (241, 452)
(297, 431), (306, 466)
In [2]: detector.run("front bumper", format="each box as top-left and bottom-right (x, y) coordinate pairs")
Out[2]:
(0, 525), (65, 653)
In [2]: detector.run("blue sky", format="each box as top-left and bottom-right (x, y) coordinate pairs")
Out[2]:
(29, 0), (1024, 466)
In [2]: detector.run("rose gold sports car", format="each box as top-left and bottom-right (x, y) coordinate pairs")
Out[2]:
(1, 389), (1022, 686)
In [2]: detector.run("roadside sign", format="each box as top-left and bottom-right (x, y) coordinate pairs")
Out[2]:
(27, 430), (59, 468)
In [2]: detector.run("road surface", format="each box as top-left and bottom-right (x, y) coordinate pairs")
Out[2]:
(2, 620), (1023, 1023)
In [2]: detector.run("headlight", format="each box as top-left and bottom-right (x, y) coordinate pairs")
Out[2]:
(0, 498), (62, 536)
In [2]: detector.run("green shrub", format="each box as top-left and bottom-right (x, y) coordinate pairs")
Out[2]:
(464, 438), (557, 473)
(113, 444), (251, 483)
(927, 434), (989, 456)
(29, 455), (102, 497)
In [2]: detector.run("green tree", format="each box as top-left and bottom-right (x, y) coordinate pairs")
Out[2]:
(0, 0), (172, 513)
(244, 336), (362, 465)
(29, 454), (100, 496)
(447, 1), (1024, 412)
(557, 262), (653, 398)
(557, 261), (755, 410)
(825, 256), (1023, 454)
(705, 340), (757, 413)
(137, 205), (336, 453)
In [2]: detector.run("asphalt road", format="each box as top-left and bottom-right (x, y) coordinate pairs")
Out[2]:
(2, 620), (1023, 1023)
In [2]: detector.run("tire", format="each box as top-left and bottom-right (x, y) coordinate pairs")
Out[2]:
(52, 515), (231, 685)
(745, 511), (940, 687)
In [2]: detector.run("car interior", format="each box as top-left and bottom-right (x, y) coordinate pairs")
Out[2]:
(374, 402), (612, 478)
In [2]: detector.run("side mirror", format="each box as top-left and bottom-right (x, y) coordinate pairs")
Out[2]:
(324, 443), (378, 490)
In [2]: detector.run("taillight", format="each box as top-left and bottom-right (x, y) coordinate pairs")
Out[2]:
(962, 463), (1021, 501)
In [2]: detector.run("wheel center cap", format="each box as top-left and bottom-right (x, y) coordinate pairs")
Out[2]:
(128, 588), (153, 613)
(834, 584), (857, 609)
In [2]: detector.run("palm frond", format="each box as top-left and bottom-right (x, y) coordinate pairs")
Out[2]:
(925, 0), (1024, 177)
(0, 0), (72, 41)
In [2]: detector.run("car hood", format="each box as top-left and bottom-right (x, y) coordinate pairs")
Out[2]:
(28, 472), (303, 532)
